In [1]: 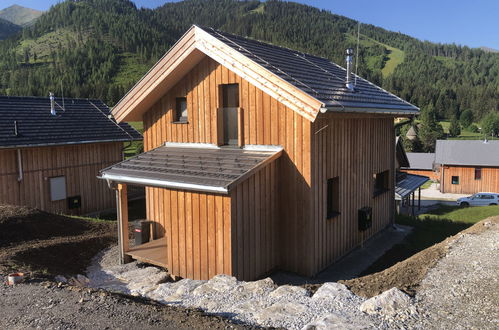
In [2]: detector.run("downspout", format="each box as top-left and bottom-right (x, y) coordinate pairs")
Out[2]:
(16, 149), (23, 182)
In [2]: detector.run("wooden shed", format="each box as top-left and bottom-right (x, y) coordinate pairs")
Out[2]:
(435, 140), (499, 194)
(101, 25), (420, 281)
(0, 95), (141, 214)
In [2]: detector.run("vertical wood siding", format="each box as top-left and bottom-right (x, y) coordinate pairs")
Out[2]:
(310, 114), (395, 275)
(143, 56), (313, 277)
(440, 166), (499, 194)
(401, 169), (439, 181)
(230, 161), (279, 281)
(0, 143), (122, 214)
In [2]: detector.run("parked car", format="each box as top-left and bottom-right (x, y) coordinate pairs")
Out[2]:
(456, 193), (499, 206)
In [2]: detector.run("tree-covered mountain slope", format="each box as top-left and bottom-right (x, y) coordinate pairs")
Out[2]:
(0, 0), (497, 122)
(0, 17), (21, 40)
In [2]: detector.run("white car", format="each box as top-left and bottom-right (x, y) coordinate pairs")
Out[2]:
(457, 193), (499, 206)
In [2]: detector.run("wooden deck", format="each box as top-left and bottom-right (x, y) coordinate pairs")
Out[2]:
(126, 237), (168, 268)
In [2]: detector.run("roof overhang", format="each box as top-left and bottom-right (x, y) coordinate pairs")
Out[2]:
(395, 173), (429, 200)
(320, 105), (419, 117)
(112, 25), (324, 123)
(99, 143), (282, 194)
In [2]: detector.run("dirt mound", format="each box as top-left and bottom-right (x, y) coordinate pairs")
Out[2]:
(0, 204), (115, 277)
(0, 205), (106, 247)
(340, 216), (499, 298)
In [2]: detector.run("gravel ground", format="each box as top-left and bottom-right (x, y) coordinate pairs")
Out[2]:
(0, 279), (253, 330)
(407, 219), (499, 329)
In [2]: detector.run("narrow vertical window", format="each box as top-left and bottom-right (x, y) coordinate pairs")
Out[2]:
(175, 97), (187, 122)
(327, 177), (340, 219)
(474, 168), (482, 180)
(220, 84), (240, 146)
(452, 176), (460, 184)
(50, 176), (67, 201)
(373, 170), (390, 197)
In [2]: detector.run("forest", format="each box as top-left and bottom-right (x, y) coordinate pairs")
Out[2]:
(0, 0), (497, 149)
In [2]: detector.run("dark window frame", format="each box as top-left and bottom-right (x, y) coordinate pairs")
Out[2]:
(327, 177), (340, 219)
(373, 170), (390, 197)
(451, 176), (460, 185)
(174, 97), (188, 123)
(474, 167), (482, 180)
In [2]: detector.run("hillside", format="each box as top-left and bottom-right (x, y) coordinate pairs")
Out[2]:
(0, 17), (20, 40)
(0, 5), (43, 26)
(0, 0), (497, 122)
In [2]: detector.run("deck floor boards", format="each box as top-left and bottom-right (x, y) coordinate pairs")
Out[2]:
(126, 237), (168, 268)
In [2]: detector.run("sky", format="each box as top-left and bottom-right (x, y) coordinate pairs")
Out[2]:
(2, 0), (498, 49)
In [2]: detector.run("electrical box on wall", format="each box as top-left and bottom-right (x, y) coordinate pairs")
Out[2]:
(358, 206), (372, 231)
(67, 196), (81, 209)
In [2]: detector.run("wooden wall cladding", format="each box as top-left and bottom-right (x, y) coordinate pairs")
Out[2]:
(0, 142), (122, 214)
(440, 166), (499, 194)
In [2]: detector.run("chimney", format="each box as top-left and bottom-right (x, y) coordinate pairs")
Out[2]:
(345, 48), (354, 91)
(49, 92), (56, 116)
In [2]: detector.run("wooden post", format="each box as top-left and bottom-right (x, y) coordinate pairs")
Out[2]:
(238, 107), (244, 147)
(116, 183), (131, 264)
(418, 187), (421, 210)
(411, 192), (415, 217)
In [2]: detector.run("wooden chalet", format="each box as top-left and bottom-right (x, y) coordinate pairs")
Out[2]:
(401, 152), (439, 181)
(100, 25), (419, 281)
(435, 140), (499, 194)
(0, 95), (141, 214)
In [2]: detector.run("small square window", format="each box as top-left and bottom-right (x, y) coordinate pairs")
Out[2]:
(451, 176), (459, 185)
(474, 168), (482, 180)
(175, 97), (187, 122)
(327, 177), (340, 219)
(373, 170), (390, 197)
(50, 176), (67, 201)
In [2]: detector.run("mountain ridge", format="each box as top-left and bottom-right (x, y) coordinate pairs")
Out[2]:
(0, 0), (496, 122)
(0, 4), (43, 26)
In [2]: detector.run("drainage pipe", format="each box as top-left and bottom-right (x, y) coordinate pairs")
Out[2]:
(16, 149), (23, 182)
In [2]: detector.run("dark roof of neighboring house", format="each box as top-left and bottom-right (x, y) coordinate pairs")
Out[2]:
(0, 96), (142, 148)
(202, 26), (419, 114)
(435, 140), (499, 167)
(405, 152), (435, 170)
(395, 173), (429, 199)
(99, 144), (282, 194)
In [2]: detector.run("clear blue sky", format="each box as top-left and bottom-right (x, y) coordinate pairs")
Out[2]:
(3, 0), (499, 49)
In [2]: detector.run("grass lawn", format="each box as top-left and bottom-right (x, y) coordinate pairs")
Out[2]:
(124, 121), (144, 158)
(362, 204), (499, 275)
(420, 180), (433, 189)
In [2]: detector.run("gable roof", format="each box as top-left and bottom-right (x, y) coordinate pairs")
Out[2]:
(435, 140), (499, 167)
(100, 144), (282, 194)
(112, 25), (419, 123)
(0, 95), (142, 149)
(405, 152), (435, 170)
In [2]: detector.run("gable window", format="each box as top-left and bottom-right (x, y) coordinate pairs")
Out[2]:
(474, 168), (482, 180)
(373, 170), (390, 197)
(219, 84), (240, 146)
(451, 176), (460, 185)
(327, 177), (340, 219)
(50, 176), (67, 201)
(175, 97), (188, 122)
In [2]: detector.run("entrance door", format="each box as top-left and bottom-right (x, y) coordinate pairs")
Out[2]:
(220, 84), (240, 146)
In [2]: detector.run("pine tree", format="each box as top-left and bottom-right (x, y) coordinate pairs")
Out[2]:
(418, 104), (445, 152)
(448, 116), (461, 137)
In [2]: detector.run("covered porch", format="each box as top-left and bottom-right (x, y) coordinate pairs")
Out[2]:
(100, 143), (282, 279)
(395, 172), (430, 216)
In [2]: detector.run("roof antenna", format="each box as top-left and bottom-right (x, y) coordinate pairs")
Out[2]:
(355, 22), (361, 85)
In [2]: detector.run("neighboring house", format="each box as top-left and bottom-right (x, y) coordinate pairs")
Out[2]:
(100, 25), (419, 281)
(435, 140), (499, 194)
(401, 152), (439, 181)
(0, 95), (142, 214)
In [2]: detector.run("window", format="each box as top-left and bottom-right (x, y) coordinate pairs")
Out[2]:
(50, 176), (67, 201)
(327, 177), (340, 219)
(175, 97), (188, 122)
(451, 176), (459, 185)
(373, 170), (390, 197)
(220, 84), (240, 146)
(474, 167), (482, 180)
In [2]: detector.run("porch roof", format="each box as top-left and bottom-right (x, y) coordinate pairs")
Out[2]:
(99, 143), (282, 194)
(395, 173), (429, 200)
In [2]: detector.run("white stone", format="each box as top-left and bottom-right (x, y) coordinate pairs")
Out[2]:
(235, 277), (276, 296)
(192, 275), (239, 295)
(54, 275), (67, 283)
(268, 285), (310, 299)
(312, 282), (354, 300)
(302, 313), (372, 329)
(254, 301), (308, 324)
(359, 287), (412, 316)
